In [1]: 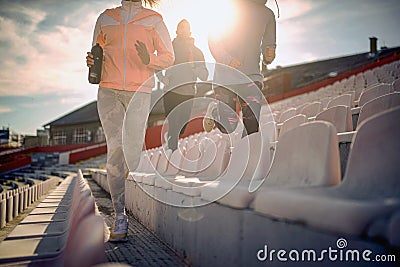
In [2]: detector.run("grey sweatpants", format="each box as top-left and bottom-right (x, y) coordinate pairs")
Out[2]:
(97, 87), (150, 214)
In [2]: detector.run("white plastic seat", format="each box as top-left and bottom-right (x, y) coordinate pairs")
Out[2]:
(130, 152), (152, 182)
(201, 133), (261, 206)
(193, 136), (230, 180)
(172, 134), (238, 197)
(0, 174), (101, 266)
(279, 114), (307, 137)
(142, 149), (172, 185)
(357, 92), (400, 127)
(138, 150), (161, 180)
(179, 145), (202, 176)
(7, 195), (94, 240)
(278, 107), (297, 123)
(299, 101), (322, 118)
(153, 149), (185, 190)
(327, 94), (353, 109)
(315, 105), (353, 133)
(295, 103), (309, 115)
(6, 179), (88, 239)
(354, 85), (365, 101)
(254, 107), (400, 237)
(320, 97), (331, 109)
(64, 214), (106, 267)
(260, 121), (341, 190)
(172, 177), (211, 197)
(392, 78), (400, 92)
(358, 83), (392, 107)
(201, 122), (276, 208)
(156, 149), (172, 175)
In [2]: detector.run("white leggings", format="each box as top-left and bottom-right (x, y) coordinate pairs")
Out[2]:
(97, 87), (150, 214)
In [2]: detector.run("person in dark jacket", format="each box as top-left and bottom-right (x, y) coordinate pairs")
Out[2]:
(203, 0), (276, 137)
(158, 19), (208, 151)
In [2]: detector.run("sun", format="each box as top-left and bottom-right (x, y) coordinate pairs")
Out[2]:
(155, 0), (239, 62)
(185, 0), (237, 38)
(160, 0), (236, 36)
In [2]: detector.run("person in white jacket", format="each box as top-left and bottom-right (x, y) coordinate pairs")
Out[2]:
(204, 0), (276, 137)
(86, 0), (174, 242)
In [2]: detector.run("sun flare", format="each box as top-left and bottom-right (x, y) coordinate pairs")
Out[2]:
(186, 0), (237, 38)
(155, 0), (239, 62)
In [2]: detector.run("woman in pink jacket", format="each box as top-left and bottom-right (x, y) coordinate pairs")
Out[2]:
(86, 0), (174, 242)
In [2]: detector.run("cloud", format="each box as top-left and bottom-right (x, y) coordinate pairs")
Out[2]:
(0, 107), (12, 113)
(270, 0), (316, 21)
(0, 1), (109, 97)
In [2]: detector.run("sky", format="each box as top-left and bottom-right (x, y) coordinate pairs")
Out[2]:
(0, 0), (399, 135)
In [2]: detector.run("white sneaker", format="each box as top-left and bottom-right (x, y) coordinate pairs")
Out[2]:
(109, 213), (128, 242)
(203, 101), (218, 132)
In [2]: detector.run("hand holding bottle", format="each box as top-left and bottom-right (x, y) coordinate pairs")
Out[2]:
(86, 52), (94, 67)
(88, 43), (103, 84)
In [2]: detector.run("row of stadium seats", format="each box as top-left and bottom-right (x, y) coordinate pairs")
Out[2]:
(0, 170), (106, 267)
(0, 176), (59, 229)
(270, 60), (400, 122)
(117, 108), (399, 266)
(89, 60), (400, 266)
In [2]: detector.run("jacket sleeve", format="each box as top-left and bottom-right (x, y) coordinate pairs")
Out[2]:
(208, 34), (234, 66)
(261, 8), (277, 53)
(193, 47), (209, 81)
(148, 19), (175, 70)
(92, 13), (106, 48)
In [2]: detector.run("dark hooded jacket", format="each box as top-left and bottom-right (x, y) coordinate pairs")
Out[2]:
(158, 35), (208, 95)
(209, 0), (276, 85)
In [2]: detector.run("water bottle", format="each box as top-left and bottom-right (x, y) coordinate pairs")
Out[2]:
(88, 43), (103, 84)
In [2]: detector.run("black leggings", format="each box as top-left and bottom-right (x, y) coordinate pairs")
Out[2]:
(214, 82), (262, 137)
(163, 90), (194, 151)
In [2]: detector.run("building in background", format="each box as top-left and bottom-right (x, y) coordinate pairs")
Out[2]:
(43, 101), (104, 146)
(0, 127), (23, 149)
(24, 129), (50, 148)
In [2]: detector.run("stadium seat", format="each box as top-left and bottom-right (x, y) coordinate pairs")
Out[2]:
(154, 149), (185, 190)
(295, 102), (309, 115)
(0, 170), (101, 266)
(253, 107), (400, 237)
(278, 107), (297, 123)
(259, 121), (341, 190)
(5, 195), (94, 240)
(203, 120), (342, 209)
(5, 177), (79, 239)
(357, 92), (400, 127)
(200, 125), (271, 208)
(155, 133), (231, 195)
(142, 149), (172, 186)
(319, 97), (331, 109)
(131, 152), (152, 183)
(358, 83), (392, 107)
(327, 94), (353, 109)
(179, 144), (202, 176)
(315, 105), (353, 133)
(195, 135), (230, 179)
(279, 114), (307, 137)
(392, 78), (400, 92)
(299, 101), (322, 118)
(64, 214), (106, 267)
(202, 122), (276, 208)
